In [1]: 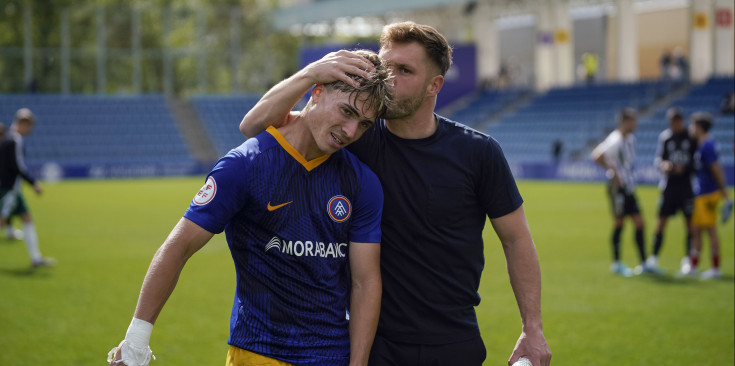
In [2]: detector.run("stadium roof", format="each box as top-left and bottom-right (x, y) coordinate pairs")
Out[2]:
(274, 0), (468, 29)
(273, 0), (687, 30)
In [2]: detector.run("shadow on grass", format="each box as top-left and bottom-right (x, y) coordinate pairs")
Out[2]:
(638, 272), (734, 285)
(0, 266), (53, 278)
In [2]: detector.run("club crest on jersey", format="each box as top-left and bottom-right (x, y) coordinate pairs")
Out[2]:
(328, 195), (351, 223)
(193, 176), (216, 206)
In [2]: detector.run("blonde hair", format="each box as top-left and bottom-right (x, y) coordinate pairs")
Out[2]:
(323, 49), (393, 119)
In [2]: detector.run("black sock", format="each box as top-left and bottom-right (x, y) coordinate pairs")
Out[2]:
(612, 227), (622, 261)
(653, 232), (663, 256)
(635, 228), (646, 263)
(686, 233), (692, 257)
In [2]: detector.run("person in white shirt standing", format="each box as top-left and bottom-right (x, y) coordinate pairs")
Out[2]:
(592, 108), (650, 277)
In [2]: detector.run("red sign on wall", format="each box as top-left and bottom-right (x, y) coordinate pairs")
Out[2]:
(716, 8), (733, 27)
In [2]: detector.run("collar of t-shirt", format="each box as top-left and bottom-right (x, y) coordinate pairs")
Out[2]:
(380, 114), (445, 146)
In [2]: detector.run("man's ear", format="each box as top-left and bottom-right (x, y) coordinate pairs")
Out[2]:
(426, 75), (444, 97)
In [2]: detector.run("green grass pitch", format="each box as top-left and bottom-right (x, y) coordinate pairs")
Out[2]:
(0, 177), (732, 365)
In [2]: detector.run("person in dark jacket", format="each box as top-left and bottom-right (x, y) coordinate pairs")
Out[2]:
(0, 108), (54, 267)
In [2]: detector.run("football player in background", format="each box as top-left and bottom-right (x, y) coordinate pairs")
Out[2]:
(0, 108), (53, 267)
(592, 108), (650, 277)
(683, 112), (732, 279)
(647, 107), (697, 273)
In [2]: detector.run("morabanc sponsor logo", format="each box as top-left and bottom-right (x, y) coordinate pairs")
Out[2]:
(264, 236), (347, 258)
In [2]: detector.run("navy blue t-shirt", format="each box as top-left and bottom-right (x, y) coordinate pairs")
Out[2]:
(347, 115), (523, 344)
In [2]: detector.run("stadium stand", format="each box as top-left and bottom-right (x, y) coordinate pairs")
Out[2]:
(0, 95), (193, 167)
(481, 80), (671, 164)
(0, 77), (730, 181)
(190, 95), (262, 156)
(447, 88), (530, 128)
(637, 76), (735, 166)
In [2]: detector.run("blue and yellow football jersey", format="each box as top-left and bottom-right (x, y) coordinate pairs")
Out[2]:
(693, 137), (720, 196)
(184, 126), (383, 365)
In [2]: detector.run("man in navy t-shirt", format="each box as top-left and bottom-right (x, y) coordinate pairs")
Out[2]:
(240, 22), (551, 366)
(109, 50), (391, 366)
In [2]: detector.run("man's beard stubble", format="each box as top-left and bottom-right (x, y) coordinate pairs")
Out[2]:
(383, 91), (425, 120)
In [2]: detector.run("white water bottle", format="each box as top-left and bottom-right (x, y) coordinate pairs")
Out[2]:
(512, 357), (532, 366)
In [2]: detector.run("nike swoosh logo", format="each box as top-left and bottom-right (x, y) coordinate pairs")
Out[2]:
(267, 201), (293, 211)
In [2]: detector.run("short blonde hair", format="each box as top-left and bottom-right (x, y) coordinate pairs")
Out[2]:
(323, 49), (393, 119)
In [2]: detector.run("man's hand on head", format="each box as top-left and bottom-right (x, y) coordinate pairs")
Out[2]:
(304, 50), (375, 88)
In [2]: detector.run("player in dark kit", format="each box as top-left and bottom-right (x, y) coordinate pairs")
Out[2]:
(647, 107), (697, 273)
(0, 108), (53, 267)
(108, 49), (392, 366)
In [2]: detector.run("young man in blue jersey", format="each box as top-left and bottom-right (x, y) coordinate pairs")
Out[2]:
(682, 112), (731, 279)
(108, 50), (392, 366)
(240, 22), (551, 366)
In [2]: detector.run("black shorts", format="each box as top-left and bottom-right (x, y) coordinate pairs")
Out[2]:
(658, 186), (694, 218)
(607, 184), (640, 217)
(368, 333), (486, 366)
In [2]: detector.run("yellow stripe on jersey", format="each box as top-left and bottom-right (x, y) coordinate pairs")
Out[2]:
(266, 126), (330, 172)
(226, 346), (293, 366)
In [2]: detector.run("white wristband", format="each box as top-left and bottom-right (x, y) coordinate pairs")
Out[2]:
(125, 318), (153, 348)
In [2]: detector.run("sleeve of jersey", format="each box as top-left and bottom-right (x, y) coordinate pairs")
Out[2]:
(592, 133), (616, 162)
(10, 140), (36, 185)
(348, 167), (383, 244)
(479, 138), (524, 219)
(655, 133), (667, 166)
(702, 143), (719, 166)
(183, 153), (249, 234)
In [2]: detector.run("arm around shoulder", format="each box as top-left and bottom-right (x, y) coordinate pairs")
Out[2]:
(239, 71), (313, 137)
(239, 50), (374, 137)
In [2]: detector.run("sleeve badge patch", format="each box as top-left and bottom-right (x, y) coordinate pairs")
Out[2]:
(193, 176), (217, 206)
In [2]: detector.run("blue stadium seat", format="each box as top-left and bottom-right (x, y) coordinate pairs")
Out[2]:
(1, 94), (194, 166)
(472, 78), (734, 167)
(189, 95), (262, 156)
(447, 88), (529, 127)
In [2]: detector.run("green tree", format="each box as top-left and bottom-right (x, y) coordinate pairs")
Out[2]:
(0, 0), (300, 95)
